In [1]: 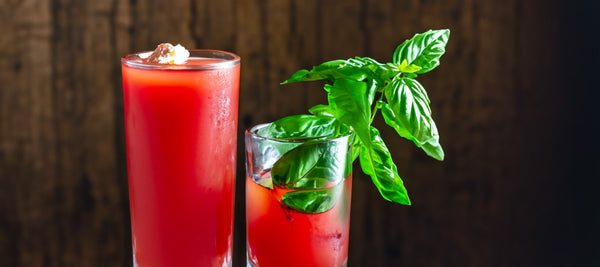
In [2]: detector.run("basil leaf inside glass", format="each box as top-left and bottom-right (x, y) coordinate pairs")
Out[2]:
(281, 181), (345, 214)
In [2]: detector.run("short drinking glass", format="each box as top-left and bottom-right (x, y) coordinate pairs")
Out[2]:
(245, 123), (354, 267)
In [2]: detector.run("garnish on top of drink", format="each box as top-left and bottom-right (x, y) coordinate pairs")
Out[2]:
(144, 43), (190, 64)
(257, 29), (449, 212)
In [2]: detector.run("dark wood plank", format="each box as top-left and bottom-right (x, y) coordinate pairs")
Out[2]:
(0, 1), (58, 266)
(131, 0), (194, 50)
(49, 0), (129, 266)
(236, 0), (269, 127)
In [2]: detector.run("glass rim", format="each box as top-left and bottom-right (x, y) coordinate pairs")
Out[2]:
(121, 49), (240, 70)
(246, 123), (354, 143)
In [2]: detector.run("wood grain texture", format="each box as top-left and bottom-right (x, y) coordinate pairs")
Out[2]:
(1, 0), (597, 266)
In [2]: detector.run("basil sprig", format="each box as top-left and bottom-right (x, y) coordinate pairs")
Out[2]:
(261, 29), (449, 212)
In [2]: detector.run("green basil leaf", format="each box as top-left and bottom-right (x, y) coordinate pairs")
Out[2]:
(300, 137), (351, 186)
(346, 57), (387, 77)
(398, 59), (422, 73)
(382, 78), (444, 160)
(272, 136), (350, 190)
(271, 142), (322, 188)
(351, 137), (362, 162)
(328, 78), (371, 148)
(358, 126), (411, 205)
(392, 29), (449, 74)
(420, 137), (444, 161)
(282, 60), (367, 83)
(283, 69), (310, 83)
(308, 104), (335, 118)
(344, 57), (398, 85)
(283, 57), (396, 85)
(281, 180), (345, 214)
(366, 79), (378, 106)
(258, 114), (339, 139)
(404, 73), (418, 79)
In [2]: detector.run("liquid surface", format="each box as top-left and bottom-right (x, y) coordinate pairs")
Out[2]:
(123, 52), (239, 70)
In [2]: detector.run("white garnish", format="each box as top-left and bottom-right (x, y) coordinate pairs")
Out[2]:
(146, 43), (190, 64)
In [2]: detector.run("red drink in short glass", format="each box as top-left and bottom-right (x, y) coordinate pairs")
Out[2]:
(121, 50), (240, 267)
(246, 174), (352, 267)
(245, 124), (353, 267)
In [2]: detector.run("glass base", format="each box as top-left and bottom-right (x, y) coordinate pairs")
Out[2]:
(134, 253), (232, 267)
(247, 255), (347, 267)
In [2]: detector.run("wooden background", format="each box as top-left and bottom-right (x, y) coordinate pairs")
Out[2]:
(1, 0), (598, 266)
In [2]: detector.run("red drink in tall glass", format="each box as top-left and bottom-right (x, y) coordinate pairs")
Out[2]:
(121, 50), (240, 267)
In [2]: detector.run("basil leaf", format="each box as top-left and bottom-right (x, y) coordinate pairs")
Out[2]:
(258, 114), (339, 139)
(420, 137), (444, 162)
(398, 59), (422, 73)
(366, 79), (378, 106)
(328, 78), (371, 149)
(301, 136), (351, 185)
(358, 126), (410, 205)
(281, 180), (345, 214)
(272, 137), (350, 190)
(271, 142), (322, 188)
(351, 137), (362, 162)
(382, 78), (444, 160)
(392, 29), (449, 74)
(308, 104), (335, 118)
(282, 60), (367, 83)
(344, 57), (398, 85)
(284, 69), (310, 83)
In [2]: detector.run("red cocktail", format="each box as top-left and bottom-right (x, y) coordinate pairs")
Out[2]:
(246, 174), (352, 267)
(245, 124), (353, 267)
(121, 49), (240, 267)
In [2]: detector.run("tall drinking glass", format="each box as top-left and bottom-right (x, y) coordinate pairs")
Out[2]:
(121, 50), (240, 267)
(245, 123), (354, 267)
